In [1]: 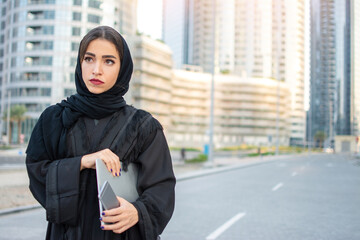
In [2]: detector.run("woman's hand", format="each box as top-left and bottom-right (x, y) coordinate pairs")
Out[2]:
(100, 197), (139, 234)
(80, 148), (121, 177)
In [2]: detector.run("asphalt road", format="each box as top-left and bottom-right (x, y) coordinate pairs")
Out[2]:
(0, 154), (359, 240)
(161, 154), (360, 240)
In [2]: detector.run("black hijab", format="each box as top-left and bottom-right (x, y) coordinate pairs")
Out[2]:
(26, 27), (133, 160)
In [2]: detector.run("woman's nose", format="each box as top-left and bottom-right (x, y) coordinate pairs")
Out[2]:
(92, 62), (103, 75)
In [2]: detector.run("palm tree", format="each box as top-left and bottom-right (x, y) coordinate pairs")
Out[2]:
(314, 130), (326, 148)
(3, 105), (27, 144)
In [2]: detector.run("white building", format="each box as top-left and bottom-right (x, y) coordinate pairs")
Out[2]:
(0, 0), (137, 142)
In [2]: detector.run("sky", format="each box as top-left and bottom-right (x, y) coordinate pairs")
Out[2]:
(137, 0), (163, 40)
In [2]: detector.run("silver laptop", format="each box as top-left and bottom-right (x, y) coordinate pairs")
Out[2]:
(96, 158), (139, 214)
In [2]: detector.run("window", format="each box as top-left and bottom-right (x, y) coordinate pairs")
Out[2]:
(43, 26), (54, 34)
(72, 27), (81, 36)
(71, 42), (79, 51)
(25, 56), (53, 66)
(89, 0), (103, 9)
(70, 57), (77, 66)
(28, 0), (55, 4)
(13, 13), (19, 23)
(26, 41), (53, 51)
(10, 87), (51, 97)
(88, 14), (101, 24)
(11, 57), (17, 67)
(64, 88), (76, 96)
(73, 0), (82, 6)
(26, 26), (54, 36)
(12, 27), (18, 37)
(27, 10), (55, 20)
(11, 43), (17, 52)
(72, 12), (81, 21)
(11, 72), (52, 82)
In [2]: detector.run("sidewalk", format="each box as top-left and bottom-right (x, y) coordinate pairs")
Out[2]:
(0, 151), (301, 214)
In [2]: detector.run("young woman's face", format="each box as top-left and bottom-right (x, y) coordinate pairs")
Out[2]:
(81, 39), (121, 94)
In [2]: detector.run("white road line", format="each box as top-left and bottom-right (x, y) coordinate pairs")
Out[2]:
(206, 212), (246, 240)
(272, 182), (284, 191)
(291, 172), (297, 177)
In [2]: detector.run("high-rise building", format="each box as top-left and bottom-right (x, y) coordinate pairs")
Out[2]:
(0, 0), (137, 143)
(163, 0), (306, 145)
(309, 0), (356, 146)
(351, 0), (360, 136)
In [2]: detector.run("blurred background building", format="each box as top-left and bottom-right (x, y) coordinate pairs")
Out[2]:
(0, 0), (358, 149)
(0, 0), (138, 142)
(126, 35), (291, 148)
(163, 0), (306, 146)
(309, 0), (360, 148)
(168, 70), (291, 148)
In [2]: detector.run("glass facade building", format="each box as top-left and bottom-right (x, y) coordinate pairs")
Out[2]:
(0, 0), (137, 143)
(309, 0), (358, 146)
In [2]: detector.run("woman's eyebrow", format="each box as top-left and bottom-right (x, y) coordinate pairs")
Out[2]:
(85, 52), (95, 57)
(102, 55), (117, 59)
(84, 52), (117, 59)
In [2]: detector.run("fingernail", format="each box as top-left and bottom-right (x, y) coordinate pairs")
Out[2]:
(102, 212), (105, 216)
(115, 173), (117, 176)
(120, 168), (122, 172)
(119, 172), (121, 176)
(99, 217), (102, 221)
(111, 169), (113, 172)
(101, 226), (104, 230)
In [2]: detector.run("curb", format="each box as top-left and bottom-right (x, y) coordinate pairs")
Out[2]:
(176, 158), (277, 181)
(0, 204), (41, 216)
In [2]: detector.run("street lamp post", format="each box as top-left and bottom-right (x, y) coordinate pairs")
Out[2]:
(208, 0), (217, 167)
(6, 91), (11, 145)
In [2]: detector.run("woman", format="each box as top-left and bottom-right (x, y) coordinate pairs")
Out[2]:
(26, 26), (176, 240)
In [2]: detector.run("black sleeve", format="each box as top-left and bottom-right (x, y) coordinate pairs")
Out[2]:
(26, 155), (81, 226)
(132, 129), (176, 240)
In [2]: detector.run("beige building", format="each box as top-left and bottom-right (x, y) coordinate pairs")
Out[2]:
(163, 0), (306, 145)
(169, 71), (291, 148)
(126, 35), (291, 148)
(334, 135), (357, 153)
(126, 35), (173, 131)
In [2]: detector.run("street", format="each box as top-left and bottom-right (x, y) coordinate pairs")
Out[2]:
(161, 154), (360, 239)
(0, 154), (359, 239)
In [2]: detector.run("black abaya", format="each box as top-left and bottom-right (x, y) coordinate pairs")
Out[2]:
(26, 105), (176, 240)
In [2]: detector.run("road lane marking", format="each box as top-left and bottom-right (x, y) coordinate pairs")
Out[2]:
(206, 212), (246, 240)
(291, 172), (297, 177)
(272, 182), (284, 191)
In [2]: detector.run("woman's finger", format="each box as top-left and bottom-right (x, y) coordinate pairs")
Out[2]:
(102, 149), (117, 177)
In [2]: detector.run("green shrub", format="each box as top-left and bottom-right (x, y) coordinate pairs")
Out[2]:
(185, 154), (208, 163)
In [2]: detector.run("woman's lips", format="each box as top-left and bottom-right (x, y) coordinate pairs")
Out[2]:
(89, 79), (104, 85)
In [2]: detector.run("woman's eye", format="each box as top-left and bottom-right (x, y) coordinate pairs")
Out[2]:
(84, 57), (93, 62)
(105, 59), (115, 65)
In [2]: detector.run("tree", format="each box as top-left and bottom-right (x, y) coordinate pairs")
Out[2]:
(314, 130), (326, 148)
(3, 105), (27, 144)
